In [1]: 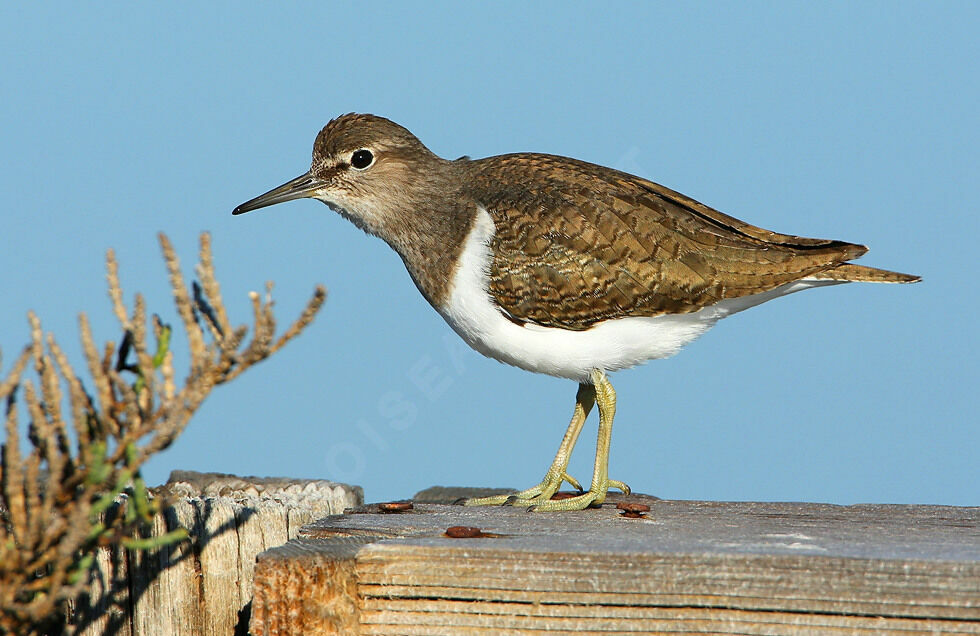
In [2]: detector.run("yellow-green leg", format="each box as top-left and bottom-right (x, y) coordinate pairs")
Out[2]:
(463, 383), (595, 507)
(529, 369), (630, 512)
(464, 370), (630, 511)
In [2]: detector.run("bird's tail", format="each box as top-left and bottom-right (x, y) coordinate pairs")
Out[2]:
(809, 263), (921, 284)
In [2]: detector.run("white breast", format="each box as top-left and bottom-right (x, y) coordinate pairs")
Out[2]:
(437, 207), (843, 383)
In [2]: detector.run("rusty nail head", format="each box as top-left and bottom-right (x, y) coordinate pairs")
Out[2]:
(616, 502), (650, 513)
(616, 502), (650, 518)
(379, 501), (413, 513)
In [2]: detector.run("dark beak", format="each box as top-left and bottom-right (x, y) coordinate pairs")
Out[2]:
(233, 172), (321, 215)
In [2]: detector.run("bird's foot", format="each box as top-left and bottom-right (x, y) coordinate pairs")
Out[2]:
(526, 477), (630, 512)
(462, 471), (583, 507)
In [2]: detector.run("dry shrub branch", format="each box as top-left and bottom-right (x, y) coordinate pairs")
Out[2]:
(0, 232), (326, 634)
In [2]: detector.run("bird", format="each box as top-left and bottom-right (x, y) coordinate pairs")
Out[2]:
(233, 113), (919, 511)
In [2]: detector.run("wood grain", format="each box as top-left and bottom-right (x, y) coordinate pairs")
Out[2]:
(69, 472), (362, 636)
(250, 492), (980, 635)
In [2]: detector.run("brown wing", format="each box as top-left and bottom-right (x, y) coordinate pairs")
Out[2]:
(466, 153), (868, 330)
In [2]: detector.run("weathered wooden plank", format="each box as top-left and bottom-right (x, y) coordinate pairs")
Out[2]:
(358, 602), (980, 635)
(250, 491), (980, 635)
(354, 551), (978, 616)
(72, 471), (362, 636)
(129, 500), (203, 636)
(250, 537), (374, 635)
(68, 517), (133, 636)
(199, 498), (243, 636)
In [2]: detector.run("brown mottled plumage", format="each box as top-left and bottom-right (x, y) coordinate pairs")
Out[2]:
(466, 153), (916, 330)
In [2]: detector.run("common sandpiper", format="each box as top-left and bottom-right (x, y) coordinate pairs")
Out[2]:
(233, 113), (919, 511)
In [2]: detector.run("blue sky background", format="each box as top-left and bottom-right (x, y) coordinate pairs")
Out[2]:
(1, 3), (976, 506)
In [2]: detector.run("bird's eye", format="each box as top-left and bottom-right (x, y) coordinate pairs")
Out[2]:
(350, 149), (374, 170)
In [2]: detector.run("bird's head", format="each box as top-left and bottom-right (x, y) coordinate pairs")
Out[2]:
(233, 113), (444, 237)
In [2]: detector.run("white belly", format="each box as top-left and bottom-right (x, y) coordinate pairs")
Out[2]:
(438, 207), (843, 383)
